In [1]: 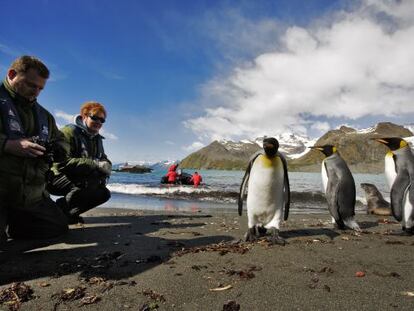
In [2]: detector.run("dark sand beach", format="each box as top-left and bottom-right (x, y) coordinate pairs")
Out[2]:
(1, 208), (413, 310)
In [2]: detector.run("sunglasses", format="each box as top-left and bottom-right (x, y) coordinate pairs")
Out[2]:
(89, 115), (106, 124)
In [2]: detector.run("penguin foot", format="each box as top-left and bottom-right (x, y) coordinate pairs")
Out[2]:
(244, 227), (257, 242)
(333, 223), (346, 230)
(268, 228), (286, 246)
(344, 218), (361, 232)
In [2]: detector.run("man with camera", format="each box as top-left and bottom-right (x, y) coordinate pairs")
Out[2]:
(0, 56), (69, 244)
(48, 101), (111, 224)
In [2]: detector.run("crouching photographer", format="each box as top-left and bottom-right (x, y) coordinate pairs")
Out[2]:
(1, 56), (69, 244)
(48, 101), (111, 224)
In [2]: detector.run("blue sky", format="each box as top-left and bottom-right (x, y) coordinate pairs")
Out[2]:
(1, 0), (414, 163)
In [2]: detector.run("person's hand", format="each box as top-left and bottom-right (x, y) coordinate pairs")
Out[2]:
(4, 138), (46, 158)
(96, 160), (112, 176)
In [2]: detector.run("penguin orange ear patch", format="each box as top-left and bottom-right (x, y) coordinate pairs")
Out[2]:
(400, 140), (408, 148)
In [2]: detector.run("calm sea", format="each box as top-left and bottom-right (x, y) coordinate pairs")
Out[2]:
(102, 168), (388, 214)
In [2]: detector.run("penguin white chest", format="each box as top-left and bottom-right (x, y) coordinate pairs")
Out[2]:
(403, 190), (414, 227)
(247, 155), (284, 218)
(384, 153), (397, 188)
(321, 160), (328, 194)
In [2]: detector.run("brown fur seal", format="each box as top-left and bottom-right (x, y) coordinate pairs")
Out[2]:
(360, 183), (392, 216)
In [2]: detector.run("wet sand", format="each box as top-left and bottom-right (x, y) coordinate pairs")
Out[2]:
(0, 208), (413, 310)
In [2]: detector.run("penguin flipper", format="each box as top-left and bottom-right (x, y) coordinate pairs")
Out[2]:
(325, 172), (344, 227)
(390, 171), (410, 222)
(238, 169), (250, 216)
(238, 152), (261, 216)
(336, 171), (356, 221)
(279, 153), (290, 220)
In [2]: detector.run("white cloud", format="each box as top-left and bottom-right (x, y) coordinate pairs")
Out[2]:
(185, 0), (414, 141)
(311, 121), (331, 133)
(98, 70), (124, 80)
(165, 140), (175, 145)
(100, 129), (119, 140)
(0, 43), (21, 57)
(182, 141), (205, 152)
(54, 110), (118, 140)
(200, 7), (284, 62)
(55, 110), (75, 123)
(48, 72), (68, 82)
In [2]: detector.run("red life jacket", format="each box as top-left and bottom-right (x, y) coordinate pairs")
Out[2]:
(168, 164), (177, 172)
(166, 170), (177, 182)
(191, 174), (202, 186)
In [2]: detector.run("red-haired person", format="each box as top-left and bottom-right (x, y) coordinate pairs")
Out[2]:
(48, 101), (111, 224)
(0, 56), (69, 244)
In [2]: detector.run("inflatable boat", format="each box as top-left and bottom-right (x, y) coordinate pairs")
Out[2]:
(160, 172), (194, 185)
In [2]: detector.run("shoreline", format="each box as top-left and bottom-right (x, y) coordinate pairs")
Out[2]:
(103, 192), (370, 215)
(1, 207), (413, 310)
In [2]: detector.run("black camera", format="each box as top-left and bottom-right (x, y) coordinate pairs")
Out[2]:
(31, 136), (57, 164)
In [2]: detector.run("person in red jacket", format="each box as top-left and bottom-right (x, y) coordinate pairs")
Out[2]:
(168, 164), (178, 172)
(190, 171), (202, 187)
(166, 164), (178, 184)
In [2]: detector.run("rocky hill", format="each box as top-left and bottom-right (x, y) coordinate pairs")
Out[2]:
(180, 122), (413, 173)
(180, 140), (262, 170)
(289, 122), (413, 173)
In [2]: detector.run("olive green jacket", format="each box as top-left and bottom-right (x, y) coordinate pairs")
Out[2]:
(53, 115), (111, 183)
(0, 81), (69, 208)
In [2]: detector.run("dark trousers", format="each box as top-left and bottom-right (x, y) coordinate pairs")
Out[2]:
(0, 185), (68, 240)
(48, 174), (111, 218)
(8, 197), (69, 239)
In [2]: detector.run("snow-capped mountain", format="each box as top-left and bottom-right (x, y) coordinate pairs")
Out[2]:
(150, 160), (179, 170)
(218, 139), (259, 151)
(254, 133), (315, 158)
(404, 124), (414, 137)
(120, 122), (414, 172)
(114, 160), (179, 170)
(218, 132), (315, 159)
(180, 122), (414, 172)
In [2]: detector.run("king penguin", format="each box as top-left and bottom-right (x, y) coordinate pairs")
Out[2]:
(238, 137), (290, 245)
(310, 145), (361, 231)
(374, 137), (414, 235)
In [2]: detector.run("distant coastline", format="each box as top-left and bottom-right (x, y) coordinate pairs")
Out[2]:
(114, 163), (153, 174)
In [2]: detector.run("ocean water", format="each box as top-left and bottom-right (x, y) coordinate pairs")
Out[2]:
(102, 168), (389, 214)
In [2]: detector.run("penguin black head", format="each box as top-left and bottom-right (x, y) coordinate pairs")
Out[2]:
(373, 137), (408, 151)
(310, 144), (337, 157)
(263, 137), (279, 158)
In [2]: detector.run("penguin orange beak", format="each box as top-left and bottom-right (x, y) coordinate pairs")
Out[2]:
(373, 138), (389, 145)
(309, 146), (324, 151)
